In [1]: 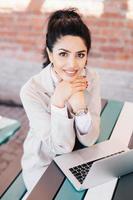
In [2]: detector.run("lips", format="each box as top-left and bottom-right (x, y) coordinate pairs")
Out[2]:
(63, 70), (78, 77)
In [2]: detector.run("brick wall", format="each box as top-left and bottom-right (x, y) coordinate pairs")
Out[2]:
(0, 0), (133, 71)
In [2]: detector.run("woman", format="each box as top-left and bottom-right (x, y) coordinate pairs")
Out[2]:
(20, 8), (101, 193)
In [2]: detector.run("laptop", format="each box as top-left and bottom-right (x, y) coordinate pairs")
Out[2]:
(54, 140), (133, 191)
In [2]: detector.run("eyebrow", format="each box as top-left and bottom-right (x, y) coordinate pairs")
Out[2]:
(58, 48), (87, 53)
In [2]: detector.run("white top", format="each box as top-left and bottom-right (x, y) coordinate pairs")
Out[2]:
(20, 63), (101, 192)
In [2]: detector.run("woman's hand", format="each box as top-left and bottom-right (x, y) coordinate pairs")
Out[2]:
(51, 76), (87, 108)
(68, 91), (86, 113)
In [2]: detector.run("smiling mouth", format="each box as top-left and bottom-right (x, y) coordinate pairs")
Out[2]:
(63, 70), (78, 77)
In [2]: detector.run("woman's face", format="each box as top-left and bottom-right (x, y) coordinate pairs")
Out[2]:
(47, 35), (88, 81)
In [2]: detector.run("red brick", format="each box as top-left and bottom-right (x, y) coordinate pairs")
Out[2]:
(102, 12), (125, 19)
(126, 21), (133, 29)
(100, 46), (124, 53)
(0, 0), (133, 71)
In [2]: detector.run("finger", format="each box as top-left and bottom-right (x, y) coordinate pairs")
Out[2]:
(72, 79), (87, 86)
(72, 80), (88, 88)
(73, 85), (87, 93)
(72, 83), (87, 89)
(71, 76), (86, 83)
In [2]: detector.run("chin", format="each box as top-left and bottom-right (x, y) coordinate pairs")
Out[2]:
(63, 75), (77, 82)
(62, 73), (79, 81)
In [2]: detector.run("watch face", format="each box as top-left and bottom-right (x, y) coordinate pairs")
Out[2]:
(75, 111), (86, 116)
(70, 107), (88, 117)
(75, 107), (88, 116)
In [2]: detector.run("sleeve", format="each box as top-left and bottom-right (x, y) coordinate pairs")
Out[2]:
(51, 104), (68, 117)
(20, 85), (76, 156)
(76, 71), (101, 147)
(75, 111), (92, 134)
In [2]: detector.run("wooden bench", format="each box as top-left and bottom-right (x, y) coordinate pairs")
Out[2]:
(1, 99), (133, 200)
(0, 151), (27, 200)
(0, 103), (28, 199)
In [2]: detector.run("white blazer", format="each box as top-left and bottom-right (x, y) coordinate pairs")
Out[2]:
(20, 63), (101, 192)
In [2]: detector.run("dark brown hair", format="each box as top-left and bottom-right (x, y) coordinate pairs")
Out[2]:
(43, 8), (91, 68)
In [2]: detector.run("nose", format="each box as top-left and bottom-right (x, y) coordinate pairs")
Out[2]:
(67, 56), (77, 69)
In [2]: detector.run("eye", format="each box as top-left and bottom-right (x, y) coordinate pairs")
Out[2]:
(59, 52), (68, 57)
(77, 53), (85, 58)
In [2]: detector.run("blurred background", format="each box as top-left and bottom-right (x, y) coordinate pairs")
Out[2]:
(0, 0), (133, 104)
(0, 0), (133, 180)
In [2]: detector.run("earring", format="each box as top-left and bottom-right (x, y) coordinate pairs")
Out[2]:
(85, 60), (87, 66)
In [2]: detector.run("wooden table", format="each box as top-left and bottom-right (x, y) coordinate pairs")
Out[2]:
(26, 99), (133, 200)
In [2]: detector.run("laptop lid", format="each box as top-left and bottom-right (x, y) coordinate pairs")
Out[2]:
(54, 139), (127, 172)
(82, 149), (133, 190)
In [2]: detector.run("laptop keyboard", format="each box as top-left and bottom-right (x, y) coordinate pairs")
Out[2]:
(69, 150), (124, 184)
(69, 162), (93, 184)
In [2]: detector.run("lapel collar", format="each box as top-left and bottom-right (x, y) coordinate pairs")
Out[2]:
(41, 63), (55, 95)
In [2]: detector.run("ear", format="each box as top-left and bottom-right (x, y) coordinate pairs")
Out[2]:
(46, 47), (53, 63)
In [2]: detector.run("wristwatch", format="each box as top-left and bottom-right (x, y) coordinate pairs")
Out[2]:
(71, 107), (88, 117)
